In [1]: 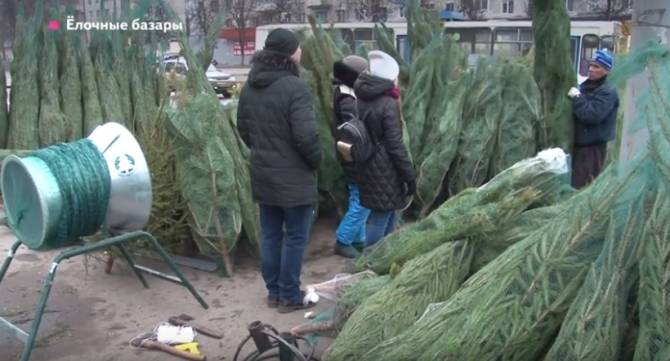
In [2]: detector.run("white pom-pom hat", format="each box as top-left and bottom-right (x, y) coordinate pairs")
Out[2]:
(368, 50), (399, 82)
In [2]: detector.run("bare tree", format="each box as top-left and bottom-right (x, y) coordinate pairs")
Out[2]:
(460, 0), (486, 20)
(229, 0), (258, 64)
(187, 0), (221, 38)
(592, 0), (632, 20)
(0, 0), (38, 61)
(269, 0), (304, 23)
(182, 1), (225, 68)
(354, 0), (390, 22)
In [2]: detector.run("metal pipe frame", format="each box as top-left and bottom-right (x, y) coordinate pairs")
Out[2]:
(0, 231), (208, 361)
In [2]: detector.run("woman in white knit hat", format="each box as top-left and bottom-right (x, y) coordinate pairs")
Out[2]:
(332, 55), (371, 258)
(353, 50), (416, 247)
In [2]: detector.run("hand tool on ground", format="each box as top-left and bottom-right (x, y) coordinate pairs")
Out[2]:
(169, 315), (223, 339)
(130, 332), (206, 361)
(175, 342), (202, 355)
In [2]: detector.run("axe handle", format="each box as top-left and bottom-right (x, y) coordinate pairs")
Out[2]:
(191, 323), (224, 339)
(142, 340), (207, 361)
(170, 318), (224, 339)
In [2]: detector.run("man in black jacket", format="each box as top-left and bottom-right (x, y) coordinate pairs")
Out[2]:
(332, 55), (370, 258)
(568, 49), (619, 189)
(237, 28), (321, 313)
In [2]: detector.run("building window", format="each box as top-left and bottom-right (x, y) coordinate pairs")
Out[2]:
(337, 9), (346, 22)
(477, 0), (488, 11)
(372, 7), (387, 22)
(565, 0), (574, 11)
(502, 0), (514, 13)
(211, 0), (219, 13)
(314, 9), (328, 23)
(296, 13), (306, 23)
(445, 2), (455, 11)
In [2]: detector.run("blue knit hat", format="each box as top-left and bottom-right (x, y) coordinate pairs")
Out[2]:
(591, 49), (613, 71)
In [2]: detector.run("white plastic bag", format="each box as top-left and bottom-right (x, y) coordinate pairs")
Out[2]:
(155, 323), (196, 344)
(306, 271), (378, 302)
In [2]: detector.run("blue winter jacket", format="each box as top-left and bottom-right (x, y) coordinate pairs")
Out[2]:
(572, 78), (619, 146)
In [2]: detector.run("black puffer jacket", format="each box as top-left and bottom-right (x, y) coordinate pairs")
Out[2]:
(332, 83), (358, 183)
(354, 73), (416, 211)
(237, 50), (322, 207)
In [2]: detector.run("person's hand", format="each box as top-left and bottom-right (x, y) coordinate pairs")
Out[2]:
(405, 180), (416, 196)
(568, 87), (581, 98)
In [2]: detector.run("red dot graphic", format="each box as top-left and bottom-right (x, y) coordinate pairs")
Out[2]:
(48, 20), (61, 31)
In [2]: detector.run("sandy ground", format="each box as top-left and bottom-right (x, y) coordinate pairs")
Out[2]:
(0, 216), (349, 361)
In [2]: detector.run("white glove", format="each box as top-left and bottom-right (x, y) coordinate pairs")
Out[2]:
(568, 87), (581, 98)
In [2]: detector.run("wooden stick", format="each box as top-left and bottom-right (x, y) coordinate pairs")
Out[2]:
(290, 321), (335, 336)
(141, 340), (207, 361)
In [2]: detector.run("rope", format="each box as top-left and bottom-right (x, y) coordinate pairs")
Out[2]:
(31, 139), (111, 247)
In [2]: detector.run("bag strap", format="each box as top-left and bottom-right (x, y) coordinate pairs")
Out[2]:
(339, 84), (356, 99)
(359, 107), (382, 147)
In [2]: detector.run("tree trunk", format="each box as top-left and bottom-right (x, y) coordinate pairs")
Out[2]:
(239, 5), (246, 65)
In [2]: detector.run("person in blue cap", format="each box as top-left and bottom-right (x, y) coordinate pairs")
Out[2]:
(567, 49), (619, 188)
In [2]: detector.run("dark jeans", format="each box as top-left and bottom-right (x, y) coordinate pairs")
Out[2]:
(572, 143), (607, 189)
(366, 210), (397, 247)
(260, 204), (313, 303)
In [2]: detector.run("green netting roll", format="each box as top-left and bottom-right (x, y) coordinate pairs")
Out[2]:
(2, 139), (111, 249)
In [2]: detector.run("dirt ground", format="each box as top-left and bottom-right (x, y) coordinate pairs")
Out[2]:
(0, 215), (350, 361)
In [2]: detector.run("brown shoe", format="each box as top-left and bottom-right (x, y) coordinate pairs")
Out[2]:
(267, 295), (279, 308)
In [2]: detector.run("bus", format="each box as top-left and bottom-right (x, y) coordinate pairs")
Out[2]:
(255, 22), (409, 57)
(442, 20), (624, 83)
(255, 20), (625, 83)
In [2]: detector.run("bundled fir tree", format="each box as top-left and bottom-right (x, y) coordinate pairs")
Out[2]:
(7, 3), (40, 149)
(38, 20), (69, 146)
(532, 0), (576, 150)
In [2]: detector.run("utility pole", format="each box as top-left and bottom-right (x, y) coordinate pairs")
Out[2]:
(618, 0), (670, 167)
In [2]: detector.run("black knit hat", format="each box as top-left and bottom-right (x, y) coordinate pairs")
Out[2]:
(264, 28), (299, 56)
(333, 55), (368, 87)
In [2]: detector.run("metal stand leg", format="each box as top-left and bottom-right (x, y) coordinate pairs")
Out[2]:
(19, 260), (60, 361)
(0, 240), (22, 283)
(139, 232), (209, 309)
(0, 230), (208, 361)
(115, 244), (149, 289)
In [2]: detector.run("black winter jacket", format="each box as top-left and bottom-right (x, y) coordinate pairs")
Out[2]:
(353, 73), (416, 211)
(237, 50), (322, 207)
(332, 83), (358, 183)
(573, 77), (619, 146)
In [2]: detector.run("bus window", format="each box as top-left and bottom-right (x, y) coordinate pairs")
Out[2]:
(397, 34), (411, 63)
(354, 28), (375, 51)
(570, 36), (580, 72)
(600, 35), (614, 52)
(338, 29), (355, 52)
(445, 29), (471, 52)
(493, 27), (533, 58)
(474, 28), (492, 54)
(446, 28), (491, 55)
(579, 34), (600, 78)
